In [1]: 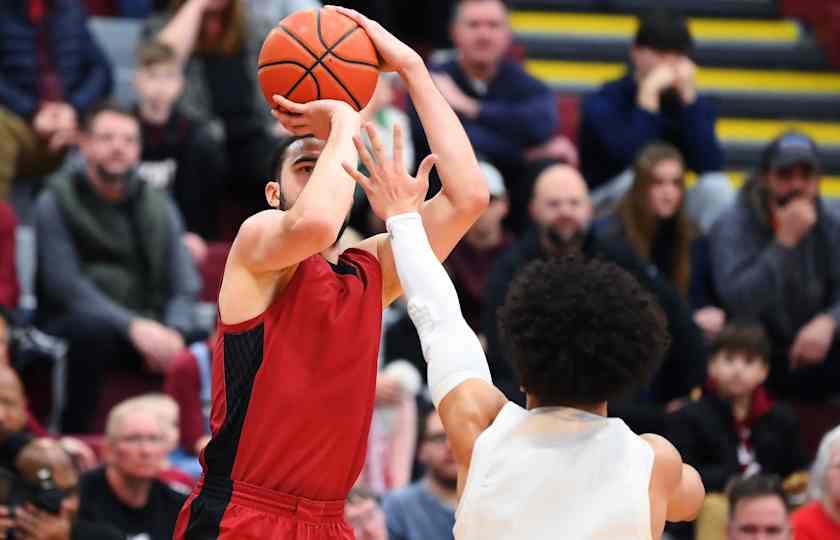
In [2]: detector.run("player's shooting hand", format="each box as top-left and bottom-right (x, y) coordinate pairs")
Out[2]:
(271, 95), (359, 140)
(342, 122), (436, 220)
(326, 6), (421, 73)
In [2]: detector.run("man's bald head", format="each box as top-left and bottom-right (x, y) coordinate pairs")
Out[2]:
(529, 165), (593, 244)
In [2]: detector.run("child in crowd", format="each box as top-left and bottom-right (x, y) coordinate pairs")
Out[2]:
(668, 323), (807, 494)
(133, 39), (226, 252)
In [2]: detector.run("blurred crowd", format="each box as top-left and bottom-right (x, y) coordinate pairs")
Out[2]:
(0, 0), (837, 539)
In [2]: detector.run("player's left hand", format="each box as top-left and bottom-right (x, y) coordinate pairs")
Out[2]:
(342, 122), (436, 220)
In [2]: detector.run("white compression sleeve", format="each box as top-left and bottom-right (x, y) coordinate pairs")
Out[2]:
(385, 212), (491, 407)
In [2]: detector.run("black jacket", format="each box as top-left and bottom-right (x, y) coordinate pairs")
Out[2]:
(667, 392), (807, 492)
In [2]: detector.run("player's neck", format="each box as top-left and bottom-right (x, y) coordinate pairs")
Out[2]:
(527, 395), (608, 416)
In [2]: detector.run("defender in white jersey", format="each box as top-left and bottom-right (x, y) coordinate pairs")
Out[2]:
(346, 140), (706, 538)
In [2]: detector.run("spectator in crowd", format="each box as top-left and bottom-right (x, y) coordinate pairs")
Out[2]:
(134, 393), (195, 492)
(359, 362), (420, 495)
(791, 425), (840, 538)
(34, 102), (200, 433)
(727, 474), (792, 540)
(444, 161), (511, 332)
(482, 164), (706, 430)
(245, 0), (322, 27)
(133, 39), (226, 251)
(579, 9), (729, 231)
(667, 323), (806, 494)
(346, 487), (389, 540)
(0, 202), (19, 310)
(0, 438), (124, 540)
(149, 0), (283, 220)
(709, 132), (840, 401)
(594, 142), (726, 342)
(0, 0), (113, 198)
(164, 330), (214, 473)
(78, 396), (186, 540)
(0, 310), (9, 367)
(0, 366), (34, 471)
(411, 0), (571, 233)
(383, 405), (456, 540)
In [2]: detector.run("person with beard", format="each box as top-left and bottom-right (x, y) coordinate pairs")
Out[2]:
(383, 405), (456, 540)
(482, 164), (706, 433)
(33, 101), (200, 433)
(172, 8), (488, 539)
(579, 9), (729, 231)
(709, 131), (840, 401)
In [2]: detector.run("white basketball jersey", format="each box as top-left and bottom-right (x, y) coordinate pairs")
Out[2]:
(454, 403), (654, 540)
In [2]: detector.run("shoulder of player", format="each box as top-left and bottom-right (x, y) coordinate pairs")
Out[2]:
(640, 433), (684, 492)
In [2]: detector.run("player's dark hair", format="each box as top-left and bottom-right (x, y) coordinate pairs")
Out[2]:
(727, 474), (788, 518)
(634, 9), (693, 53)
(710, 322), (771, 365)
(82, 100), (139, 133)
(269, 135), (316, 181)
(498, 255), (669, 405)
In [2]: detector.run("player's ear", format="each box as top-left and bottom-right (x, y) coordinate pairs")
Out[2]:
(265, 181), (281, 209)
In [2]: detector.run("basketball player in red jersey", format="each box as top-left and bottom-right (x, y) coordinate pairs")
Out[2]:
(172, 7), (489, 540)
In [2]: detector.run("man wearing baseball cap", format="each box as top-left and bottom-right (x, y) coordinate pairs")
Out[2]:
(709, 131), (840, 400)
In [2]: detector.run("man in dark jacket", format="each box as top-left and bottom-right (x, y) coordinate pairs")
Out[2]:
(0, 0), (113, 197)
(33, 102), (199, 433)
(578, 9), (729, 230)
(410, 0), (573, 233)
(481, 164), (706, 434)
(709, 132), (840, 400)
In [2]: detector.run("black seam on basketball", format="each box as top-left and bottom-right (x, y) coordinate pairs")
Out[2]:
(257, 59), (311, 70)
(277, 14), (362, 110)
(315, 13), (379, 68)
(285, 71), (310, 99)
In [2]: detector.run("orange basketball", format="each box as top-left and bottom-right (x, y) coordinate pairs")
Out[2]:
(257, 8), (380, 112)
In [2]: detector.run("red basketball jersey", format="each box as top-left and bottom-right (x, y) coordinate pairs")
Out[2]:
(198, 248), (382, 499)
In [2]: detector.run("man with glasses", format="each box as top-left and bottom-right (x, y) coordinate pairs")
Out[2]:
(77, 395), (186, 540)
(728, 474), (792, 540)
(383, 404), (456, 540)
(709, 131), (840, 400)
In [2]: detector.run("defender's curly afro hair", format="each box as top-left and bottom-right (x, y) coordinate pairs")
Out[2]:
(498, 255), (670, 406)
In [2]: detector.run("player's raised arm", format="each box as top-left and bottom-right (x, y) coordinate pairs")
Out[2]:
(343, 139), (507, 488)
(332, 6), (489, 304)
(231, 97), (360, 274)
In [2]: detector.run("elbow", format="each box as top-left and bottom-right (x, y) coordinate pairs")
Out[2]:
(293, 215), (342, 252)
(460, 174), (491, 216)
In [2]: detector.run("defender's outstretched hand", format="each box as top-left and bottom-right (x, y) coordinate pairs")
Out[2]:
(327, 5), (422, 72)
(342, 122), (437, 220)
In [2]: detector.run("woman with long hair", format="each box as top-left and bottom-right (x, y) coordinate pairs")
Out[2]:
(595, 142), (726, 340)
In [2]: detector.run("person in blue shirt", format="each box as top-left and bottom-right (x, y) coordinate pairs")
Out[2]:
(579, 9), (731, 231)
(383, 403), (456, 540)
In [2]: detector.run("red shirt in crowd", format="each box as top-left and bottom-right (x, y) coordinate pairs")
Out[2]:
(791, 501), (840, 539)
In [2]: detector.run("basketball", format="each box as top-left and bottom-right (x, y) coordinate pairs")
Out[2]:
(257, 8), (380, 112)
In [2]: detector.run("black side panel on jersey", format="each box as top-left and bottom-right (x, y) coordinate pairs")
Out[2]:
(184, 324), (265, 539)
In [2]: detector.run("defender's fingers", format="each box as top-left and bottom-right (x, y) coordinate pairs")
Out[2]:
(392, 123), (406, 173)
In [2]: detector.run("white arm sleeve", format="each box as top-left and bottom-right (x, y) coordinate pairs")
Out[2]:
(385, 212), (492, 407)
